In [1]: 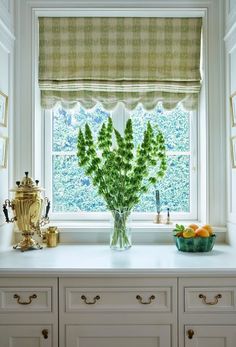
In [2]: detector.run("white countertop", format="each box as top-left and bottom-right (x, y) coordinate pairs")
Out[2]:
(0, 244), (236, 276)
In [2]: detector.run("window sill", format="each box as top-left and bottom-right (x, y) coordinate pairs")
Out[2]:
(41, 221), (227, 244)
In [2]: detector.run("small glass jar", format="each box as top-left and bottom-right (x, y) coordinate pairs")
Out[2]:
(46, 226), (59, 247)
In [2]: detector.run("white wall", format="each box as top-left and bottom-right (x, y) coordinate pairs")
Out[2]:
(0, 0), (15, 249)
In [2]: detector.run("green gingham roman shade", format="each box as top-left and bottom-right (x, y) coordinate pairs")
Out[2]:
(38, 17), (202, 110)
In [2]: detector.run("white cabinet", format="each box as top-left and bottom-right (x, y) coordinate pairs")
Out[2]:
(2, 275), (236, 347)
(179, 278), (236, 347)
(0, 325), (52, 347)
(59, 277), (177, 347)
(66, 324), (171, 347)
(185, 325), (236, 347)
(0, 278), (58, 347)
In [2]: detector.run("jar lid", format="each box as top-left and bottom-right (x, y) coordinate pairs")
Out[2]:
(10, 172), (45, 193)
(47, 226), (58, 233)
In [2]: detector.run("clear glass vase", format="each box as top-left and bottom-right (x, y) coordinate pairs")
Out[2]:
(110, 210), (132, 251)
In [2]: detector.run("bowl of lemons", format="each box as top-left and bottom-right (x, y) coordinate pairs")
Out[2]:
(173, 224), (216, 252)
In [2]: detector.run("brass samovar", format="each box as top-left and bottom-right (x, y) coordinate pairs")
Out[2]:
(3, 172), (50, 251)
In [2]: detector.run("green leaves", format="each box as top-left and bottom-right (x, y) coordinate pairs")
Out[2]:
(173, 224), (185, 237)
(77, 117), (167, 211)
(174, 224), (185, 232)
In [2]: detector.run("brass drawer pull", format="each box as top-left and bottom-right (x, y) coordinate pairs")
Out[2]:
(42, 329), (48, 339)
(136, 294), (155, 305)
(81, 295), (100, 305)
(13, 293), (37, 305)
(199, 293), (222, 305)
(187, 329), (194, 339)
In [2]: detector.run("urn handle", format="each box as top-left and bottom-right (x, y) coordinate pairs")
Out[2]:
(44, 197), (50, 220)
(2, 200), (14, 223)
(40, 198), (50, 227)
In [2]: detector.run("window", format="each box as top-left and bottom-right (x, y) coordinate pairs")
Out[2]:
(13, 4), (226, 239)
(38, 10), (203, 225)
(44, 101), (197, 221)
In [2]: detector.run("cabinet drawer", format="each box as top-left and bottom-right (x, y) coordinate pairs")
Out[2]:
(185, 287), (236, 312)
(0, 287), (52, 312)
(66, 287), (172, 312)
(0, 277), (57, 313)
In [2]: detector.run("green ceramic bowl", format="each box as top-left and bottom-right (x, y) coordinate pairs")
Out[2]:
(174, 235), (216, 252)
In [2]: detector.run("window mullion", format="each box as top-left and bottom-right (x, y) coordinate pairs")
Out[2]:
(189, 110), (198, 219)
(44, 110), (53, 206)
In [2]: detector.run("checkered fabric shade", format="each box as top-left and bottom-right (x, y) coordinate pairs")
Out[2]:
(38, 17), (202, 110)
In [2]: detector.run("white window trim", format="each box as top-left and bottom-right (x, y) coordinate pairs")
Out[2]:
(38, 8), (203, 227)
(27, 4), (228, 242)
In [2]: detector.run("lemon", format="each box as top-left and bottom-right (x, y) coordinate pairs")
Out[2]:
(183, 227), (195, 238)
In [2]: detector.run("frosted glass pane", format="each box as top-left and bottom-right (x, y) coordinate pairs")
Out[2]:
(51, 102), (191, 213)
(52, 105), (110, 152)
(52, 155), (106, 212)
(131, 103), (190, 152)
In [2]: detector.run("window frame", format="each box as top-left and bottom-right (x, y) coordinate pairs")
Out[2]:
(11, 0), (226, 245)
(30, 6), (211, 236)
(44, 102), (198, 222)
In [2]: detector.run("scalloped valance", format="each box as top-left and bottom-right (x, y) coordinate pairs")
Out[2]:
(38, 17), (202, 110)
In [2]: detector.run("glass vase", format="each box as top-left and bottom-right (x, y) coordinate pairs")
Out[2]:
(110, 210), (132, 251)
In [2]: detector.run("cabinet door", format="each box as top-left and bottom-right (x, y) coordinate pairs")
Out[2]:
(0, 325), (52, 347)
(185, 325), (236, 347)
(66, 324), (171, 347)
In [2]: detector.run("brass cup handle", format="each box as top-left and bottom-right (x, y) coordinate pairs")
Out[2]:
(199, 293), (222, 305)
(3, 199), (15, 223)
(136, 294), (156, 305)
(13, 293), (37, 305)
(81, 295), (100, 305)
(187, 329), (194, 339)
(42, 329), (48, 339)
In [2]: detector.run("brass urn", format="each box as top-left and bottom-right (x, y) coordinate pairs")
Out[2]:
(3, 172), (50, 251)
